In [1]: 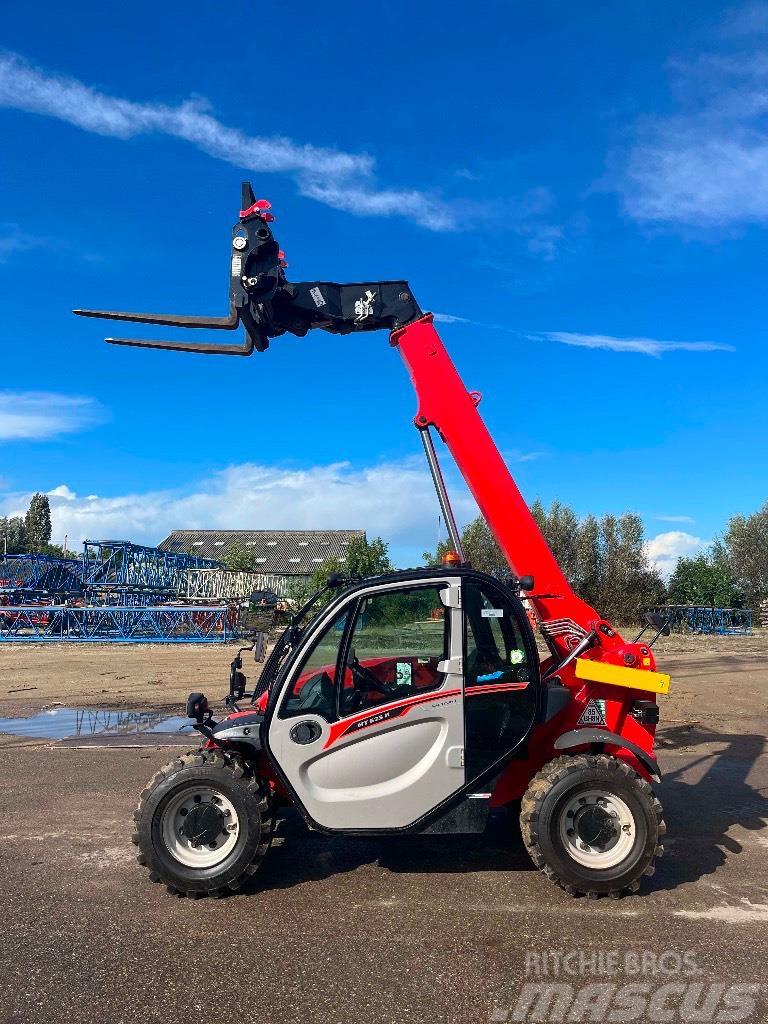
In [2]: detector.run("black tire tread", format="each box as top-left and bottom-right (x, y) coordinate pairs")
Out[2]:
(520, 754), (665, 899)
(131, 748), (274, 898)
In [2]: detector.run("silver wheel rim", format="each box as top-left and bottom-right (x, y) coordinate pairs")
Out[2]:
(558, 788), (635, 869)
(160, 786), (240, 868)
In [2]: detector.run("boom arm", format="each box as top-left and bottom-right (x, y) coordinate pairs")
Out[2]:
(74, 182), (626, 661)
(392, 314), (607, 647)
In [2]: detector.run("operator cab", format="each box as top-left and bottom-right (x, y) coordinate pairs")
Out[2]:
(263, 567), (540, 834)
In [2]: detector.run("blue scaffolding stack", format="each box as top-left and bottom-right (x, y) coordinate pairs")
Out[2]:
(0, 552), (85, 600)
(82, 540), (220, 605)
(0, 541), (240, 643)
(645, 605), (753, 635)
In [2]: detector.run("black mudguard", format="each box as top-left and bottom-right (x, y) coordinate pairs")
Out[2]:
(554, 728), (661, 781)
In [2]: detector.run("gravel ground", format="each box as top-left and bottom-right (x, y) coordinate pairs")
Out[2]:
(0, 633), (766, 1023)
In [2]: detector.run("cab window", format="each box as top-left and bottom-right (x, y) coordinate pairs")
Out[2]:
(339, 585), (448, 717)
(464, 582), (531, 688)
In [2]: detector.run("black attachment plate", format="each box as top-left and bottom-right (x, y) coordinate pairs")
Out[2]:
(74, 181), (422, 355)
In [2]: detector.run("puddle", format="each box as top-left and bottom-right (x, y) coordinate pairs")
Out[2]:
(0, 707), (191, 741)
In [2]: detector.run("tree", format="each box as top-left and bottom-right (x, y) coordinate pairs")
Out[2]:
(0, 516), (27, 555)
(608, 512), (665, 623)
(424, 502), (664, 625)
(574, 514), (601, 608)
(345, 535), (392, 579)
(541, 500), (580, 582)
(294, 535), (392, 604)
(24, 493), (52, 553)
(714, 500), (768, 610)
(667, 554), (740, 608)
(421, 515), (508, 577)
(460, 515), (508, 578)
(39, 542), (79, 560)
(222, 542), (258, 572)
(422, 538), (452, 568)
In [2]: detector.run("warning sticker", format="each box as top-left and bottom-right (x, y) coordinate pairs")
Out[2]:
(578, 699), (607, 727)
(481, 608), (503, 618)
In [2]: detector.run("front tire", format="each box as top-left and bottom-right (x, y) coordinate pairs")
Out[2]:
(132, 748), (274, 897)
(520, 754), (665, 898)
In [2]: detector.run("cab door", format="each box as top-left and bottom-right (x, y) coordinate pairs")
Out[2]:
(267, 577), (465, 831)
(462, 576), (539, 783)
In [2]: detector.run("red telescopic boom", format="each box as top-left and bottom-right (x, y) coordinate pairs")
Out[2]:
(392, 314), (622, 660)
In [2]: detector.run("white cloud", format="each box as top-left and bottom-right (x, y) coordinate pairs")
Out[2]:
(655, 514), (695, 524)
(644, 530), (707, 577)
(0, 51), (454, 231)
(433, 312), (472, 324)
(499, 449), (544, 464)
(0, 224), (43, 262)
(536, 331), (734, 358)
(0, 392), (104, 441)
(621, 14), (768, 226)
(434, 315), (733, 358)
(0, 458), (478, 557)
(47, 484), (77, 499)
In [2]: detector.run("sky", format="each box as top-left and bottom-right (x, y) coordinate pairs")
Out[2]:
(1, 1), (767, 575)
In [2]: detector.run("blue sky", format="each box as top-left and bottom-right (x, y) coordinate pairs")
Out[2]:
(1, 1), (766, 573)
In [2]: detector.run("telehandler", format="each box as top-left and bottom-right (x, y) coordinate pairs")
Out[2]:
(75, 184), (669, 899)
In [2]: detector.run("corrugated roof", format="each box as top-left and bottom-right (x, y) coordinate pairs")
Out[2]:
(158, 530), (365, 575)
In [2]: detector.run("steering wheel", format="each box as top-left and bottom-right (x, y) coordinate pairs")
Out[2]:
(348, 651), (397, 699)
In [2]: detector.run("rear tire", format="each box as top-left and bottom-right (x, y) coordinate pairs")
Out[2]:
(132, 748), (274, 897)
(520, 754), (664, 898)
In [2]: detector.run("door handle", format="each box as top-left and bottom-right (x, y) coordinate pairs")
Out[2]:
(290, 720), (322, 744)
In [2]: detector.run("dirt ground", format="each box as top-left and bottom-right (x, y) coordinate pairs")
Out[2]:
(1, 628), (766, 732)
(0, 642), (245, 719)
(0, 632), (766, 1023)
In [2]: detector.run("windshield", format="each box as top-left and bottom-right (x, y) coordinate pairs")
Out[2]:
(251, 583), (340, 700)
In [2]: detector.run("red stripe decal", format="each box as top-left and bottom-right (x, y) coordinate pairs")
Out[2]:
(324, 687), (461, 748)
(322, 680), (529, 749)
(465, 681), (530, 696)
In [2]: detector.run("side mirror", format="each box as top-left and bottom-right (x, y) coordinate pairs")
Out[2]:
(229, 661), (246, 700)
(252, 631), (269, 663)
(186, 692), (209, 721)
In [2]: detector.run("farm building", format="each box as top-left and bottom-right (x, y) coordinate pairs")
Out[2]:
(158, 529), (365, 598)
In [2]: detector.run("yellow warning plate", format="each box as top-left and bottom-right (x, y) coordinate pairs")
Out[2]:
(575, 658), (671, 695)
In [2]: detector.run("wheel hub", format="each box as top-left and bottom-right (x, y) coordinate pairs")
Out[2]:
(182, 803), (224, 846)
(559, 788), (636, 870)
(160, 786), (241, 869)
(574, 804), (617, 847)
